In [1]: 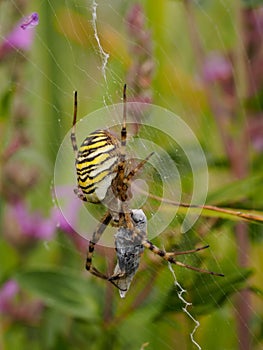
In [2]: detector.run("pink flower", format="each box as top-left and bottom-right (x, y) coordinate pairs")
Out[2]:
(53, 186), (87, 253)
(202, 52), (232, 83)
(4, 201), (57, 247)
(20, 12), (39, 30)
(125, 4), (154, 116)
(126, 4), (145, 35)
(3, 185), (85, 250)
(0, 279), (43, 323)
(0, 280), (19, 313)
(0, 12), (39, 59)
(52, 186), (81, 234)
(13, 201), (56, 240)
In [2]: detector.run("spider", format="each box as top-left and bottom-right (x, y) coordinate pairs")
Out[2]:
(70, 85), (224, 294)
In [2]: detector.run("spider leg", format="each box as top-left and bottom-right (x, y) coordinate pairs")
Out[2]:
(86, 210), (112, 280)
(109, 271), (126, 280)
(121, 83), (127, 150)
(126, 152), (154, 183)
(167, 259), (224, 276)
(108, 272), (129, 292)
(113, 84), (128, 195)
(108, 277), (128, 292)
(143, 239), (224, 277)
(119, 84), (153, 180)
(119, 84), (154, 192)
(165, 245), (210, 256)
(74, 187), (88, 202)
(71, 91), (78, 160)
(120, 203), (134, 230)
(87, 265), (109, 280)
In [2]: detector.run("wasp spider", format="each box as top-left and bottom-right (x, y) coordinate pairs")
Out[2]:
(71, 85), (224, 294)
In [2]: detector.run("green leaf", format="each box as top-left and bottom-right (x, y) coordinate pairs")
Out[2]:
(0, 85), (15, 120)
(207, 175), (263, 206)
(157, 268), (253, 317)
(15, 267), (102, 320)
(191, 269), (253, 315)
(249, 285), (263, 298)
(0, 239), (19, 276)
(242, 0), (263, 8)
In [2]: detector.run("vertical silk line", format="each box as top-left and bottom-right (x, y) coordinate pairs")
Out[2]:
(91, 0), (109, 83)
(168, 263), (202, 350)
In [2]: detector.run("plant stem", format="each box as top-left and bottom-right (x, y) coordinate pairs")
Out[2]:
(183, 1), (251, 349)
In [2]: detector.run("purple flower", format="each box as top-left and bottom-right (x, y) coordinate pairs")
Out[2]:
(20, 12), (39, 30)
(53, 186), (87, 252)
(52, 206), (87, 252)
(126, 4), (145, 35)
(0, 12), (39, 59)
(4, 186), (85, 250)
(52, 186), (81, 234)
(52, 207), (74, 234)
(248, 117), (263, 153)
(4, 201), (57, 246)
(0, 280), (19, 313)
(125, 4), (154, 118)
(14, 201), (56, 240)
(0, 279), (43, 323)
(202, 52), (232, 83)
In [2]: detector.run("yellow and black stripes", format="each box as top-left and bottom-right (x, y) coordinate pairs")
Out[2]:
(76, 129), (120, 202)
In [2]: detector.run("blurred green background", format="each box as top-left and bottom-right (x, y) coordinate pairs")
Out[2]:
(1, 1), (263, 349)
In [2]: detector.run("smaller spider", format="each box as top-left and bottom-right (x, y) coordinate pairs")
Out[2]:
(70, 85), (224, 294)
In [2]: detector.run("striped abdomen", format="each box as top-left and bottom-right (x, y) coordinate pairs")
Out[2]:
(76, 129), (120, 203)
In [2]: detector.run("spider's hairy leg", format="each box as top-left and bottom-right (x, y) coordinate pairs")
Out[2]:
(126, 152), (155, 183)
(121, 83), (127, 149)
(71, 91), (78, 159)
(165, 245), (210, 256)
(74, 187), (88, 202)
(86, 210), (112, 280)
(143, 239), (224, 277)
(120, 203), (135, 230)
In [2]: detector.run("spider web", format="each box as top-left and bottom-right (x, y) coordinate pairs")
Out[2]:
(1, 1), (263, 349)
